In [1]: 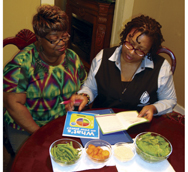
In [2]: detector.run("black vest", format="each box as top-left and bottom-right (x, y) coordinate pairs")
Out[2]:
(92, 47), (164, 111)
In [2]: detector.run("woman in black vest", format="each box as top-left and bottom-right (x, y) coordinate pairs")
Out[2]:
(66, 15), (177, 122)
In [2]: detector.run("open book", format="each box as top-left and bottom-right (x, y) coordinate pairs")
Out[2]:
(95, 111), (149, 134)
(80, 109), (133, 146)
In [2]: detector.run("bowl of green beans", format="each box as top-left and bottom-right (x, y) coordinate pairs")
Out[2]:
(49, 138), (83, 166)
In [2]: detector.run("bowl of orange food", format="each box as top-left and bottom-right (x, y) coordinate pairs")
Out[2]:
(85, 139), (112, 163)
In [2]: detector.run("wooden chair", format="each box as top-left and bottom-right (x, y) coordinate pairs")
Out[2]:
(3, 29), (36, 50)
(3, 29), (36, 156)
(157, 46), (176, 74)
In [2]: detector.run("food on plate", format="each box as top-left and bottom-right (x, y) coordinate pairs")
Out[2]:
(136, 132), (171, 157)
(50, 141), (81, 163)
(114, 145), (134, 161)
(86, 144), (110, 160)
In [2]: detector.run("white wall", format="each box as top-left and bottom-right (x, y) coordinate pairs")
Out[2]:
(110, 0), (134, 47)
(41, 0), (54, 5)
(3, 0), (40, 67)
(3, 0), (54, 68)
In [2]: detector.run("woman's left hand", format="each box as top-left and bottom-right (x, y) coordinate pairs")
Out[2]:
(138, 105), (157, 122)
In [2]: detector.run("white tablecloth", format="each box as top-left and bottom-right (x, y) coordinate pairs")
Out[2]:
(50, 146), (175, 172)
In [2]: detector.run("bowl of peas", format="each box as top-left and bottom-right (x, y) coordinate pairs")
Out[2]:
(49, 138), (83, 166)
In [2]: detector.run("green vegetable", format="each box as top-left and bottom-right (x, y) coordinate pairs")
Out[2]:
(136, 132), (171, 157)
(51, 142), (81, 164)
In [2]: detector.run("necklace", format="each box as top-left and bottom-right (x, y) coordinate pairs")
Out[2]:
(121, 61), (142, 94)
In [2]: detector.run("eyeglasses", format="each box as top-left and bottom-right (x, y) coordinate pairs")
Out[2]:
(44, 34), (71, 45)
(124, 41), (146, 57)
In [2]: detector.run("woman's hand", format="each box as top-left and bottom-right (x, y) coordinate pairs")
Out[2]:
(65, 94), (89, 112)
(138, 105), (157, 122)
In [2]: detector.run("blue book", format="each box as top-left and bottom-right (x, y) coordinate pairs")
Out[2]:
(62, 111), (99, 139)
(80, 109), (133, 146)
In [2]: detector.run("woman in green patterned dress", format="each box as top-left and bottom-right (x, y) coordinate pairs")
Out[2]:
(3, 5), (87, 153)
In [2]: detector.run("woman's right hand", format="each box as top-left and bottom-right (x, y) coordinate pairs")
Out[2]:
(65, 94), (89, 112)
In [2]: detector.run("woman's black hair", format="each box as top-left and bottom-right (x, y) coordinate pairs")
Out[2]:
(120, 15), (164, 57)
(32, 5), (69, 37)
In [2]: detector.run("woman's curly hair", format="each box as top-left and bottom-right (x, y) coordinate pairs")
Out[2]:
(32, 5), (69, 37)
(120, 15), (164, 56)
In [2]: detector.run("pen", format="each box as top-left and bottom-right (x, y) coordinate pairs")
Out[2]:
(60, 99), (83, 105)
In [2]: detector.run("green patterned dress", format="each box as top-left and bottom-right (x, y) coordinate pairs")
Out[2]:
(3, 43), (87, 130)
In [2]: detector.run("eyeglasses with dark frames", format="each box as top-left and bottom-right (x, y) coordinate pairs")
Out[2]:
(124, 41), (146, 57)
(44, 34), (71, 45)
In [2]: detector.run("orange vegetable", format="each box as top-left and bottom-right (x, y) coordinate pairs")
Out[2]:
(102, 150), (110, 158)
(88, 144), (96, 150)
(86, 144), (110, 161)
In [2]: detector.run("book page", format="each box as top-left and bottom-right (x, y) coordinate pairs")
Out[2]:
(117, 111), (148, 129)
(95, 114), (125, 134)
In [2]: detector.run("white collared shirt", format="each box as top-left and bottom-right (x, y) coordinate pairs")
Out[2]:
(78, 45), (177, 115)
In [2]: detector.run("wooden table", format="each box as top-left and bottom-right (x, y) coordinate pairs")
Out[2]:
(10, 109), (184, 172)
